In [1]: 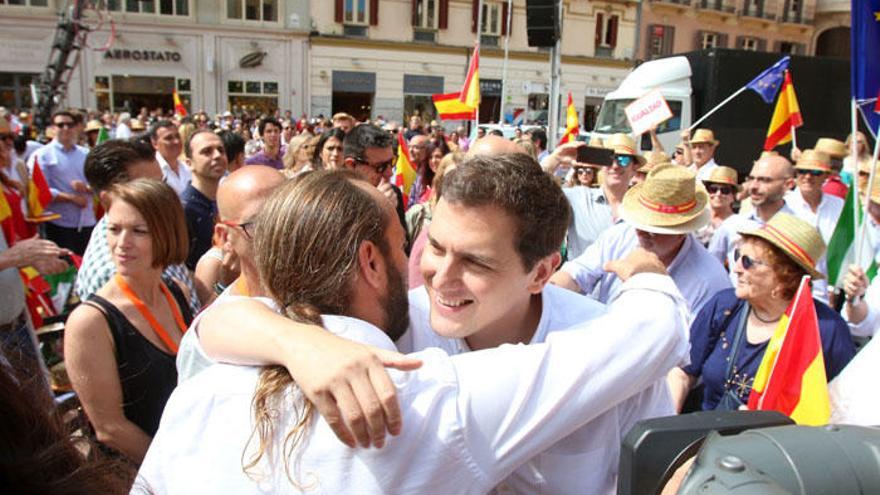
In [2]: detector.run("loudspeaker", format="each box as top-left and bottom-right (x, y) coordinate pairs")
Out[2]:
(526, 0), (561, 48)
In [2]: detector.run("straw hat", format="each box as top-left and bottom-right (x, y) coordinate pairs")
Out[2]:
(738, 213), (826, 279)
(588, 135), (604, 147)
(794, 149), (831, 173)
(604, 133), (646, 166)
(638, 150), (672, 173)
(703, 166), (741, 190)
(814, 138), (847, 159)
(620, 163), (710, 234)
(690, 128), (719, 146)
(84, 120), (103, 133)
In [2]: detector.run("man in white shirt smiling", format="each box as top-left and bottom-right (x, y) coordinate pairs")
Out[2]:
(138, 168), (688, 494)
(148, 120), (191, 200)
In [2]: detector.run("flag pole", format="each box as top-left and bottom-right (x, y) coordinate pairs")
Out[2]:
(498, 0), (512, 124)
(687, 86), (747, 132)
(855, 117), (880, 272)
(853, 98), (865, 266)
(473, 0), (483, 134)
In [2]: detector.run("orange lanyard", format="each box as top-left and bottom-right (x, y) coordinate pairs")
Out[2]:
(232, 276), (249, 296)
(115, 274), (187, 354)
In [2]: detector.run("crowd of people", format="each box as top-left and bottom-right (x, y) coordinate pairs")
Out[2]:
(1, 102), (878, 493)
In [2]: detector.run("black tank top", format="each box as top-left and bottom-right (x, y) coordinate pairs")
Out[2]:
(85, 278), (193, 437)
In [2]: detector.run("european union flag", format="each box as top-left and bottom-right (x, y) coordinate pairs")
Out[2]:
(852, 0), (880, 133)
(746, 56), (791, 104)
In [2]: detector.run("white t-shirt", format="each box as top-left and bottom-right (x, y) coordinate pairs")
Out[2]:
(156, 151), (192, 200)
(138, 275), (689, 494)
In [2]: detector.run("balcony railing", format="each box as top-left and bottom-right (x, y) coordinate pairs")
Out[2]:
(651, 0), (691, 5)
(698, 0), (736, 12)
(781, 10), (813, 23)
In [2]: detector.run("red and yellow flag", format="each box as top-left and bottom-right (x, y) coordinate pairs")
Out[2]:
(27, 157), (53, 218)
(747, 276), (831, 425)
(0, 186), (13, 244)
(432, 92), (477, 121)
(558, 92), (580, 145)
(763, 70), (803, 151)
(392, 131), (418, 198)
(173, 89), (188, 118)
(459, 42), (480, 109)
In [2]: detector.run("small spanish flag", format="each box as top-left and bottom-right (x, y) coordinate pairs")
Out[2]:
(432, 92), (477, 121)
(763, 70), (802, 151)
(748, 276), (831, 425)
(459, 42), (480, 110)
(392, 132), (418, 199)
(558, 92), (580, 145)
(27, 157), (53, 218)
(173, 89), (188, 118)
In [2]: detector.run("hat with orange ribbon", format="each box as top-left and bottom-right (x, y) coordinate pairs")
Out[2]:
(738, 212), (826, 279)
(620, 163), (709, 234)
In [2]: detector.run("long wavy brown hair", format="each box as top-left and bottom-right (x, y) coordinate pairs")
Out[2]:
(244, 169), (391, 485)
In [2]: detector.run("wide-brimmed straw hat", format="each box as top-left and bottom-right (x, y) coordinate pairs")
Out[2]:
(638, 151), (672, 173)
(620, 164), (710, 234)
(703, 166), (741, 191)
(814, 138), (847, 159)
(84, 120), (103, 133)
(738, 213), (826, 279)
(589, 135), (604, 147)
(794, 149), (831, 173)
(690, 128), (720, 146)
(604, 133), (646, 166)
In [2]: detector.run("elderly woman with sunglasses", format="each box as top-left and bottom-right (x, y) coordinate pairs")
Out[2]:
(668, 213), (855, 413)
(696, 166), (739, 246)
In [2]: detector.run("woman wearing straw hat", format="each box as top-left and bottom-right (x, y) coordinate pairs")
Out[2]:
(696, 166), (739, 247)
(668, 213), (855, 413)
(551, 164), (731, 315)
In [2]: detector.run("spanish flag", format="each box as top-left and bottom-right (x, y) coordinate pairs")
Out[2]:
(27, 157), (53, 218)
(558, 92), (580, 145)
(392, 131), (417, 198)
(763, 70), (802, 151)
(173, 89), (188, 118)
(747, 276), (831, 425)
(0, 186), (13, 244)
(459, 42), (480, 109)
(432, 92), (477, 121)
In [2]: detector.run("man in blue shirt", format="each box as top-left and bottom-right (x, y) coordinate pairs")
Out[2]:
(182, 130), (226, 270)
(28, 111), (95, 254)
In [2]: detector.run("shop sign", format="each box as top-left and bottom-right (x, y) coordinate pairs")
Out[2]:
(103, 49), (183, 62)
(332, 71), (376, 93)
(403, 75), (443, 95)
(585, 86), (613, 98)
(481, 79), (503, 96)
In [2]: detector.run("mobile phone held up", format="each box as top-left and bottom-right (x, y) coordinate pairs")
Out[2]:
(576, 146), (615, 167)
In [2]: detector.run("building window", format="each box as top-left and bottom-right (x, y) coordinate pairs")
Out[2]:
(228, 79), (279, 114)
(414, 0), (439, 30)
(99, 0), (188, 16)
(594, 13), (619, 58)
(647, 24), (675, 59)
(0, 0), (49, 6)
(701, 32), (718, 49)
(345, 0), (369, 25)
(480, 1), (502, 46)
(226, 0), (276, 22)
(789, 0), (800, 12)
(0, 72), (39, 110)
(740, 36), (759, 51)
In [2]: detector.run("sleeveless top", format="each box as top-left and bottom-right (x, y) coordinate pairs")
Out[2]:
(85, 278), (193, 437)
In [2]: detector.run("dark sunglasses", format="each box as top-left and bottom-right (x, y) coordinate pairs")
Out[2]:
(354, 157), (393, 174)
(614, 155), (634, 167)
(673, 149), (684, 156)
(734, 248), (764, 270)
(575, 167), (594, 175)
(796, 169), (825, 177)
(706, 184), (734, 195)
(54, 121), (76, 128)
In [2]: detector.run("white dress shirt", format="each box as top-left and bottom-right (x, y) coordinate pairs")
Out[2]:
(562, 187), (615, 260)
(830, 335), (880, 425)
(690, 158), (718, 181)
(400, 284), (675, 494)
(785, 189), (844, 302)
(707, 202), (797, 285)
(156, 151), (191, 199)
(138, 274), (689, 494)
(561, 222), (731, 317)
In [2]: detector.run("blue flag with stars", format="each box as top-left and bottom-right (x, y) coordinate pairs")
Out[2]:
(852, 0), (880, 133)
(745, 56), (791, 104)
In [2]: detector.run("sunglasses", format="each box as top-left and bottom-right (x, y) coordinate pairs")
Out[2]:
(575, 167), (594, 175)
(673, 149), (684, 156)
(54, 121), (76, 128)
(614, 155), (634, 167)
(354, 157), (393, 174)
(796, 169), (825, 177)
(219, 220), (255, 239)
(706, 184), (734, 195)
(734, 248), (766, 270)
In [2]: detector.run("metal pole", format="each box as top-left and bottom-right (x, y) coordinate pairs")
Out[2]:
(547, 0), (563, 151)
(499, 0), (513, 124)
(473, 0), (483, 133)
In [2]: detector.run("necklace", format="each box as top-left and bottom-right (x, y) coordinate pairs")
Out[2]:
(751, 308), (781, 324)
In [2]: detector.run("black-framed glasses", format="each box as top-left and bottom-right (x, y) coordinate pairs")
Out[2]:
(614, 155), (634, 167)
(796, 169), (825, 177)
(734, 248), (765, 270)
(54, 121), (76, 129)
(354, 157), (393, 174)
(706, 184), (734, 195)
(220, 220), (255, 239)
